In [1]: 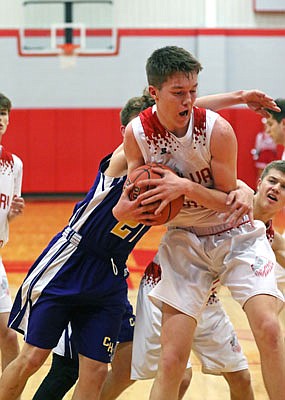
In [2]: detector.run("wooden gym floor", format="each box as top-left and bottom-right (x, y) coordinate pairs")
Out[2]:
(3, 200), (285, 400)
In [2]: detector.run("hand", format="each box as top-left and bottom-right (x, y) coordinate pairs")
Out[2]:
(241, 90), (280, 118)
(223, 184), (254, 227)
(112, 183), (163, 225)
(137, 166), (185, 215)
(8, 195), (25, 221)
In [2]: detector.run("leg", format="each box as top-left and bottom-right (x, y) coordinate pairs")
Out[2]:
(149, 303), (196, 400)
(244, 294), (285, 400)
(222, 370), (254, 400)
(100, 341), (134, 400)
(0, 342), (50, 400)
(71, 354), (108, 400)
(0, 312), (20, 371)
(32, 352), (79, 400)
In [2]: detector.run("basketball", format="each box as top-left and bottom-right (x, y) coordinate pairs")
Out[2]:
(126, 163), (184, 224)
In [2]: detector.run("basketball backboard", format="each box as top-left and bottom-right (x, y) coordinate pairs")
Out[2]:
(19, 0), (118, 56)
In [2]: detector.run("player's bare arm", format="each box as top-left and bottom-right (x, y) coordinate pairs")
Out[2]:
(104, 144), (128, 178)
(210, 116), (254, 225)
(138, 166), (230, 215)
(112, 124), (162, 223)
(123, 124), (145, 173)
(195, 90), (280, 117)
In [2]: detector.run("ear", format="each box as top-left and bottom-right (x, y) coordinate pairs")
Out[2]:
(120, 125), (126, 137)
(148, 85), (157, 100)
(256, 178), (262, 191)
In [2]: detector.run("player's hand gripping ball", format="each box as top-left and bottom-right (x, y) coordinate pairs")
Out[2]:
(126, 163), (184, 225)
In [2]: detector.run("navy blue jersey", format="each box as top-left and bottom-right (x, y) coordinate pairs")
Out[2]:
(66, 153), (150, 264)
(8, 153), (150, 361)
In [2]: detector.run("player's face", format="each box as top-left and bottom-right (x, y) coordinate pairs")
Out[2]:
(266, 116), (284, 145)
(256, 168), (285, 213)
(149, 71), (198, 137)
(0, 108), (9, 136)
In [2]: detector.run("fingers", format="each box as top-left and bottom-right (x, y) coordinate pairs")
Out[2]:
(10, 197), (25, 215)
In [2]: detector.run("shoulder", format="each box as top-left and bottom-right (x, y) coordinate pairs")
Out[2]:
(12, 154), (23, 170)
(212, 114), (235, 139)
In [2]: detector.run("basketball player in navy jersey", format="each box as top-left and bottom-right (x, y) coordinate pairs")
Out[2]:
(29, 89), (280, 400)
(114, 46), (285, 400)
(0, 93), (24, 378)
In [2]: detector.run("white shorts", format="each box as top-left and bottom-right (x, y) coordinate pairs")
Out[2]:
(150, 220), (283, 319)
(0, 256), (12, 313)
(275, 262), (285, 289)
(131, 273), (247, 380)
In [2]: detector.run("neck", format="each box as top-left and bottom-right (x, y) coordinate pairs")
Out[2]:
(253, 200), (273, 225)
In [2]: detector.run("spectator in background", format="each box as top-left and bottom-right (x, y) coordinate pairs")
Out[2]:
(251, 117), (278, 179)
(0, 93), (25, 374)
(266, 98), (285, 159)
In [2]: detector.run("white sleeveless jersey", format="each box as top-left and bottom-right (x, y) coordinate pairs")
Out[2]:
(0, 146), (23, 247)
(131, 105), (225, 227)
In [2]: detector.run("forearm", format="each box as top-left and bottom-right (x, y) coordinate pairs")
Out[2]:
(195, 90), (245, 111)
(183, 179), (230, 212)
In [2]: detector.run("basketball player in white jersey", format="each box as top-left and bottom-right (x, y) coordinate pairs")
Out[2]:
(131, 160), (285, 400)
(114, 46), (285, 400)
(0, 93), (24, 373)
(31, 88), (279, 400)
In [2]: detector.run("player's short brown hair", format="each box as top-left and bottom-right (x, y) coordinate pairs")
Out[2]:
(261, 160), (285, 180)
(0, 93), (12, 113)
(266, 98), (285, 123)
(146, 46), (203, 89)
(120, 90), (155, 126)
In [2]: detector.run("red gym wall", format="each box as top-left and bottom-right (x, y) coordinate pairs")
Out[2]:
(4, 107), (281, 194)
(1, 28), (284, 194)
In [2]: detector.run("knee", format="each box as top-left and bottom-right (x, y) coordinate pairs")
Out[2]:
(223, 369), (252, 396)
(18, 347), (49, 375)
(253, 315), (283, 349)
(0, 326), (18, 347)
(159, 351), (188, 380)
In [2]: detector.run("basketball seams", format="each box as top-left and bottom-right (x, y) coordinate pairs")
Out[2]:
(128, 163), (184, 224)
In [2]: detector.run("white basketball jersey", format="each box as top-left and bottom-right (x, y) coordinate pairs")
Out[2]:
(0, 146), (23, 247)
(131, 105), (224, 227)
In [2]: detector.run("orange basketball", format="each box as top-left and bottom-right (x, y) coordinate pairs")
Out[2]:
(126, 163), (184, 225)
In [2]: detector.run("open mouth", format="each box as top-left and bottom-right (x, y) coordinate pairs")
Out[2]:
(179, 110), (188, 117)
(268, 193), (278, 202)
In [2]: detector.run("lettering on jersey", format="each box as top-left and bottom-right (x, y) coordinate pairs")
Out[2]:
(103, 336), (115, 355)
(111, 221), (144, 242)
(0, 194), (9, 210)
(129, 317), (135, 327)
(251, 256), (274, 277)
(188, 168), (212, 184)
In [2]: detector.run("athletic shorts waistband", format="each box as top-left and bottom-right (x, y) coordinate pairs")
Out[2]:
(169, 215), (250, 237)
